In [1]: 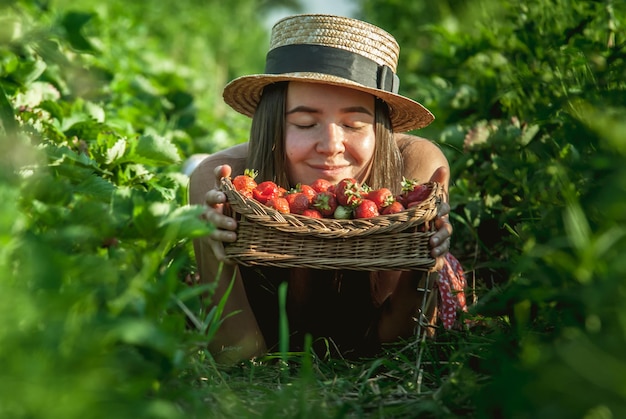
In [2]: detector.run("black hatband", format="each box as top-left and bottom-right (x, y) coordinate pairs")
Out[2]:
(264, 44), (400, 94)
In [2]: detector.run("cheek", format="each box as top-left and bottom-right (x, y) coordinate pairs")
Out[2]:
(284, 136), (309, 178)
(285, 136), (308, 163)
(348, 135), (376, 165)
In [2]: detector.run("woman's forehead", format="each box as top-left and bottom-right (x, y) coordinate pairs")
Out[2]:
(286, 81), (376, 108)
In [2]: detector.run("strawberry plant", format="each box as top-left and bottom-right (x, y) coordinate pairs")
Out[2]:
(0, 1), (274, 417)
(366, 0), (626, 415)
(2, 0), (625, 417)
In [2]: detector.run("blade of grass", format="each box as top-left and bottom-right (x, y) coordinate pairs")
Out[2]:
(278, 281), (289, 370)
(0, 84), (17, 135)
(205, 263), (239, 342)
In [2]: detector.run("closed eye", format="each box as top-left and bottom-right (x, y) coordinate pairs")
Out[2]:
(294, 123), (316, 129)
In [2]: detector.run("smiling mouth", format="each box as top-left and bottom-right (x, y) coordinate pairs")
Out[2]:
(310, 163), (349, 171)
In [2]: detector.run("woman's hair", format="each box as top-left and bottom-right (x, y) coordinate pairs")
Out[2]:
(247, 82), (404, 194)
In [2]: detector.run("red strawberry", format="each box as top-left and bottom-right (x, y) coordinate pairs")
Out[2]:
(285, 192), (310, 214)
(395, 193), (407, 208)
(310, 178), (333, 193)
(301, 208), (323, 218)
(406, 185), (430, 205)
(335, 178), (363, 207)
(366, 187), (395, 211)
(266, 196), (290, 213)
(354, 199), (380, 219)
(381, 201), (405, 215)
(401, 177), (431, 205)
(312, 190), (338, 218)
(232, 169), (258, 198)
(297, 184), (317, 202)
(253, 180), (280, 204)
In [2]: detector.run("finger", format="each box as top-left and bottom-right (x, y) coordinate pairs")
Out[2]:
(210, 240), (227, 261)
(431, 238), (451, 259)
(431, 222), (452, 245)
(428, 165), (449, 184)
(432, 214), (453, 242)
(202, 203), (237, 231)
(436, 202), (451, 226)
(430, 218), (452, 258)
(214, 164), (232, 181)
(204, 189), (227, 208)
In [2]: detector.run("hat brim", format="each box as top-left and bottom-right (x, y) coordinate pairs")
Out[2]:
(222, 72), (434, 132)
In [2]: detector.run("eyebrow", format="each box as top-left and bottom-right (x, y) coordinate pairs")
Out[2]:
(286, 105), (374, 116)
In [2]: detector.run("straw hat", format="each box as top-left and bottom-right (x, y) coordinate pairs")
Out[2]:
(222, 14), (434, 132)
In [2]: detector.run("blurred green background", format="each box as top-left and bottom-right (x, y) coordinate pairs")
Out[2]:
(1, 0), (625, 417)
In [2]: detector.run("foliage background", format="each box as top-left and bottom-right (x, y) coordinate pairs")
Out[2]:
(1, 0), (625, 417)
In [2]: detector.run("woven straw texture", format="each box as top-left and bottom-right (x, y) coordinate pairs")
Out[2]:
(270, 14), (400, 70)
(220, 177), (443, 271)
(221, 14), (435, 133)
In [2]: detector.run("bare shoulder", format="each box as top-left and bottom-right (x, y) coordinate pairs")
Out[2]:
(188, 143), (248, 205)
(395, 133), (449, 183)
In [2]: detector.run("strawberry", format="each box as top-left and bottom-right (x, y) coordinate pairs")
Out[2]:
(312, 190), (338, 218)
(297, 184), (317, 202)
(395, 193), (407, 208)
(309, 178), (333, 193)
(266, 196), (290, 213)
(401, 177), (431, 206)
(333, 205), (353, 219)
(381, 201), (405, 215)
(301, 208), (323, 218)
(354, 199), (380, 218)
(366, 187), (395, 211)
(253, 180), (280, 204)
(335, 178), (363, 207)
(285, 192), (310, 214)
(232, 169), (258, 198)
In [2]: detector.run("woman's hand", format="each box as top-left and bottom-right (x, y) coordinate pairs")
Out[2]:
(430, 201), (452, 258)
(427, 166), (453, 267)
(201, 164), (239, 261)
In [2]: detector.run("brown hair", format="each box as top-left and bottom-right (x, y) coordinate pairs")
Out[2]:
(246, 82), (404, 194)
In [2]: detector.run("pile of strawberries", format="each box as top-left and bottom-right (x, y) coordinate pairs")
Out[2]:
(231, 169), (431, 219)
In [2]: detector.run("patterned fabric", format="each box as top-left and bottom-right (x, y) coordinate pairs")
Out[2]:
(437, 252), (468, 329)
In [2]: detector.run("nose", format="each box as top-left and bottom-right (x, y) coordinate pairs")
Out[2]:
(316, 123), (345, 155)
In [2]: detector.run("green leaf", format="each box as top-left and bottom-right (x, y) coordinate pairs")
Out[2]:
(128, 133), (181, 166)
(106, 138), (127, 164)
(108, 319), (175, 355)
(158, 204), (214, 240)
(14, 58), (47, 86)
(563, 202), (590, 252)
(74, 174), (116, 201)
(61, 11), (97, 53)
(0, 84), (17, 135)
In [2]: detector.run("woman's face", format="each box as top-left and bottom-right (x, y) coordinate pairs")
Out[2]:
(284, 81), (376, 186)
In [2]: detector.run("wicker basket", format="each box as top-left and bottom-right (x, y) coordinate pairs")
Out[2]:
(220, 177), (444, 271)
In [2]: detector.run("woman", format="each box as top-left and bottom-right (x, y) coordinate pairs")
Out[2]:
(190, 14), (458, 363)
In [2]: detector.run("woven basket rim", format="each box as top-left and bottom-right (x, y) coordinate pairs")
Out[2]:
(220, 176), (443, 238)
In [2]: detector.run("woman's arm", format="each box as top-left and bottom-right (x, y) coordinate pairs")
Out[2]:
(188, 144), (267, 363)
(396, 134), (453, 264)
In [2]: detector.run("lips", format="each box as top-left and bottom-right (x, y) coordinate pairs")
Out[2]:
(308, 164), (350, 180)
(310, 162), (350, 171)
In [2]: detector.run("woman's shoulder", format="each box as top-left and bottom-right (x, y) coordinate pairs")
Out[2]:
(188, 143), (248, 204)
(395, 133), (440, 153)
(193, 143), (248, 173)
(394, 133), (449, 182)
